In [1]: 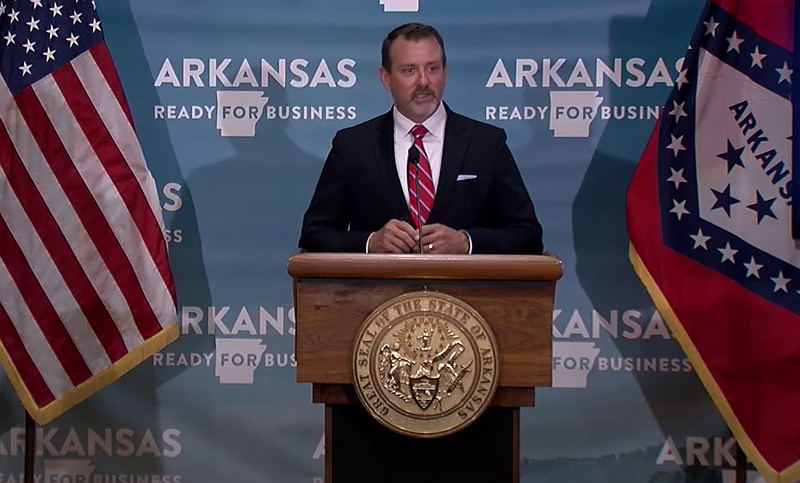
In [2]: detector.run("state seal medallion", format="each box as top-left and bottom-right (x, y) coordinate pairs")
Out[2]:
(352, 291), (499, 438)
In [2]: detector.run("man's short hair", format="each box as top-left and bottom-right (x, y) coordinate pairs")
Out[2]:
(381, 23), (447, 71)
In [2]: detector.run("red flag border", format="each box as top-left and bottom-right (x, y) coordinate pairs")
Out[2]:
(629, 243), (800, 483)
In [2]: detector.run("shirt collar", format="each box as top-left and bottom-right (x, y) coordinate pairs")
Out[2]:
(392, 102), (447, 140)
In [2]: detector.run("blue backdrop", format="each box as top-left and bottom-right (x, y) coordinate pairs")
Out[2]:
(1, 1), (759, 482)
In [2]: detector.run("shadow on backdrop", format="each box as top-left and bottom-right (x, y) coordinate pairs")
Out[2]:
(177, 78), (324, 481)
(0, 384), (19, 437)
(101, 0), (215, 384)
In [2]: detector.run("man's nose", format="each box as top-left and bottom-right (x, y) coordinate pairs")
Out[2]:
(416, 70), (429, 86)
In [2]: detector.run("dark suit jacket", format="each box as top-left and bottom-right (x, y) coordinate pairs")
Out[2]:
(299, 105), (544, 254)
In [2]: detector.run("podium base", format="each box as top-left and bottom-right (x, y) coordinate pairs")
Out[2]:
(326, 404), (519, 483)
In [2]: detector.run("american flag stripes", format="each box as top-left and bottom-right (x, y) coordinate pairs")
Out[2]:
(0, 0), (177, 424)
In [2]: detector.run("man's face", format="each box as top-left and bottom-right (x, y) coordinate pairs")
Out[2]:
(379, 36), (447, 123)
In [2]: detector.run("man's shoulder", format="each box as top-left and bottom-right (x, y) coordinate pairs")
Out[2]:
(333, 110), (391, 142)
(447, 108), (506, 139)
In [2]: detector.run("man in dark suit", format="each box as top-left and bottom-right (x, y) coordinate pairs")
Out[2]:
(299, 23), (543, 255)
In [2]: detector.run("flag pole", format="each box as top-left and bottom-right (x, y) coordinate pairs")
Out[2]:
(24, 411), (36, 483)
(735, 442), (747, 483)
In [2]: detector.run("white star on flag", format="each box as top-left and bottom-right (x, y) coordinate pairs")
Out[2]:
(43, 47), (56, 61)
(743, 257), (763, 278)
(22, 38), (35, 52)
(88, 18), (100, 32)
(670, 199), (689, 220)
(776, 61), (792, 84)
(26, 16), (40, 31)
(667, 167), (687, 189)
(726, 31), (744, 52)
(750, 46), (766, 68)
(669, 100), (687, 123)
(49, 2), (62, 16)
(675, 69), (689, 90)
(667, 134), (686, 157)
(690, 228), (711, 250)
(66, 33), (79, 47)
(18, 61), (32, 75)
(703, 16), (719, 36)
(725, 30), (744, 53)
(771, 271), (790, 292)
(718, 242), (738, 263)
(69, 10), (81, 24)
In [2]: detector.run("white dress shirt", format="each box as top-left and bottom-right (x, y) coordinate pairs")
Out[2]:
(366, 102), (472, 253)
(392, 102), (447, 206)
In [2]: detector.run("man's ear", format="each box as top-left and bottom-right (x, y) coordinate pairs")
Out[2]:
(378, 66), (391, 92)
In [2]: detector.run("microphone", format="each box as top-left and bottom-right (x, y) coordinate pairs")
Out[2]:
(407, 145), (423, 254)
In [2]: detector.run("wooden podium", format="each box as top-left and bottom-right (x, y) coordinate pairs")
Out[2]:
(287, 253), (561, 483)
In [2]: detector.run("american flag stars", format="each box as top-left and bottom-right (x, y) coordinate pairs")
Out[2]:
(0, 0), (100, 88)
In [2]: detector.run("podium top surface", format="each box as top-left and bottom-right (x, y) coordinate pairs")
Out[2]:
(286, 253), (562, 281)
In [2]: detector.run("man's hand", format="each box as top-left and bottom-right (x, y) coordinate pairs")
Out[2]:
(368, 219), (418, 253)
(420, 224), (469, 254)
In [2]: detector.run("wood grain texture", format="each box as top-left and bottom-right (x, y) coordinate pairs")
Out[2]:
(295, 281), (553, 388)
(287, 253), (563, 281)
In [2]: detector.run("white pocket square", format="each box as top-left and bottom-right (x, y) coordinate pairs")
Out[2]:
(456, 174), (477, 181)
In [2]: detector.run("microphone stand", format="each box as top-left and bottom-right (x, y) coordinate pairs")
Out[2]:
(407, 145), (424, 254)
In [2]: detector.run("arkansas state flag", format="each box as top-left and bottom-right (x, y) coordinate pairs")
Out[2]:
(626, 1), (800, 482)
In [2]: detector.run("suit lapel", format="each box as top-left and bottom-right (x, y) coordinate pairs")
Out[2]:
(374, 111), (413, 223)
(429, 108), (468, 222)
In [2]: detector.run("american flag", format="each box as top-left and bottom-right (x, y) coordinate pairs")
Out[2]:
(627, 1), (800, 482)
(0, 0), (177, 424)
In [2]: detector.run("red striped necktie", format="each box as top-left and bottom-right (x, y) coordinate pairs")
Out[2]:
(407, 124), (435, 228)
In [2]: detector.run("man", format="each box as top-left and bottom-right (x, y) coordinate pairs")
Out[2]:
(299, 23), (543, 254)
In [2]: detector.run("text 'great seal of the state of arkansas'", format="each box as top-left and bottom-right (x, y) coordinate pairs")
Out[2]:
(352, 291), (499, 438)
